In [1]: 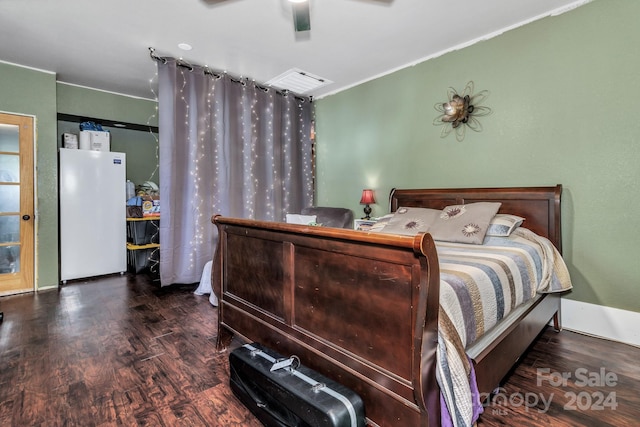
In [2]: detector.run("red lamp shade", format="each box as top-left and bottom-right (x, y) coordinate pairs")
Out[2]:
(359, 189), (375, 220)
(359, 189), (376, 205)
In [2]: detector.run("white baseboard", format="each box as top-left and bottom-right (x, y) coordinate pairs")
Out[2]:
(561, 299), (640, 348)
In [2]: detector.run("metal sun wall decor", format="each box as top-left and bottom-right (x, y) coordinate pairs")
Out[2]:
(433, 81), (491, 142)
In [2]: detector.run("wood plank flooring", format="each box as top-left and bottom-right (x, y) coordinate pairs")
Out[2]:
(0, 274), (638, 426)
(477, 326), (640, 426)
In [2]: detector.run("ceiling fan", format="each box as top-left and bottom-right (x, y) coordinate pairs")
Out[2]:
(204, 0), (392, 33)
(289, 0), (311, 32)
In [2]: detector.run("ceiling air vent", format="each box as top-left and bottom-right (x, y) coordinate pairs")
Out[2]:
(266, 69), (332, 94)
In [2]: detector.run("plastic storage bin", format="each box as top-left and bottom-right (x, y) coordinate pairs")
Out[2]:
(127, 218), (159, 245)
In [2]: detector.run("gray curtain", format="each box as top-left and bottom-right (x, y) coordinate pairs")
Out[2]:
(157, 59), (314, 285)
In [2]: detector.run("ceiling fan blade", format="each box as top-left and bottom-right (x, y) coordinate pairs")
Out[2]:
(201, 0), (238, 4)
(292, 2), (311, 32)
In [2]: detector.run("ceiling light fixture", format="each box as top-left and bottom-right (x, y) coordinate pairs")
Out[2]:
(178, 43), (192, 51)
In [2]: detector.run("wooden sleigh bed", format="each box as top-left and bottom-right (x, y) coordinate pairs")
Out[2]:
(212, 185), (566, 426)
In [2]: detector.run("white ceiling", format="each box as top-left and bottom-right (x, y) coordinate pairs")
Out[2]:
(0, 0), (588, 100)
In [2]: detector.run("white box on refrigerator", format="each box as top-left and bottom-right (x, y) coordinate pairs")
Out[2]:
(79, 130), (110, 151)
(62, 133), (79, 149)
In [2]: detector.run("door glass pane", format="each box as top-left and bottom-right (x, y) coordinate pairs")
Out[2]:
(0, 154), (20, 182)
(0, 124), (20, 153)
(0, 245), (19, 274)
(0, 185), (19, 212)
(0, 124), (19, 152)
(0, 216), (19, 243)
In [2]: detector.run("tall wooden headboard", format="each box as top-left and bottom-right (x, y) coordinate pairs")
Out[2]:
(389, 185), (562, 252)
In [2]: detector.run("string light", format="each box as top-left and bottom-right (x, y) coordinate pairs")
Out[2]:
(142, 68), (161, 275)
(147, 69), (160, 184)
(154, 56), (314, 281)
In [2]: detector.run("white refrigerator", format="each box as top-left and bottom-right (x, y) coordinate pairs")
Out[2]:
(59, 148), (127, 282)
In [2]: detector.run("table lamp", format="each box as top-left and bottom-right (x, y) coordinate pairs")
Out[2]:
(359, 189), (375, 220)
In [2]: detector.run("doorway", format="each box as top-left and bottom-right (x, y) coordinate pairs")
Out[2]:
(0, 112), (35, 295)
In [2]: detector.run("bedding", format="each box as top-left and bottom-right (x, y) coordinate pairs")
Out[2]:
(374, 207), (572, 426)
(433, 226), (572, 426)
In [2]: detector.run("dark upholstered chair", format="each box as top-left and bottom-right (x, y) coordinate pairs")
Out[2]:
(300, 206), (354, 229)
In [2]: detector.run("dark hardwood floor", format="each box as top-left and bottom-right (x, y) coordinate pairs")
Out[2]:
(0, 274), (638, 426)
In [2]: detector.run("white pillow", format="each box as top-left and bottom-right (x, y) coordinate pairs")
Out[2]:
(486, 214), (525, 237)
(285, 214), (317, 225)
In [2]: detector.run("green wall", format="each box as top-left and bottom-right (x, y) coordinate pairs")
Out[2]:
(314, 0), (640, 313)
(0, 62), (58, 289)
(56, 83), (158, 127)
(0, 63), (158, 290)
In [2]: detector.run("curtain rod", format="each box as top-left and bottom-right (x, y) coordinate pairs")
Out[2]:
(148, 47), (312, 102)
(149, 47), (218, 77)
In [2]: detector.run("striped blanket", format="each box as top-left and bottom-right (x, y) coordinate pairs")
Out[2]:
(435, 227), (573, 427)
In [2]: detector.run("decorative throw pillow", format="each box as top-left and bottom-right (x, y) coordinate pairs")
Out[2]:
(486, 214), (525, 237)
(368, 214), (394, 232)
(379, 207), (440, 236)
(285, 214), (317, 225)
(429, 202), (501, 244)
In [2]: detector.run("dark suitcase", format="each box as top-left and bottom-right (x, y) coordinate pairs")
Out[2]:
(229, 342), (366, 427)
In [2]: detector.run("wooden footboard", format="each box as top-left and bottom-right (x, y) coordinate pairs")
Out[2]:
(212, 217), (441, 426)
